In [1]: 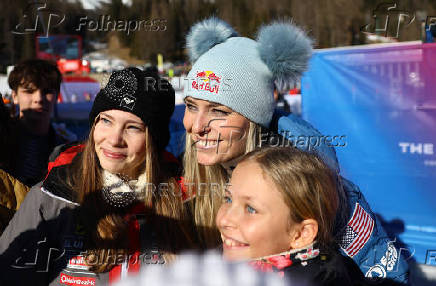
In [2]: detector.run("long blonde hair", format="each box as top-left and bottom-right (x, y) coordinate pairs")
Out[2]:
(69, 118), (193, 272)
(182, 121), (262, 247)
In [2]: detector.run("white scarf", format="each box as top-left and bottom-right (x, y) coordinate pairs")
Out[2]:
(101, 170), (150, 207)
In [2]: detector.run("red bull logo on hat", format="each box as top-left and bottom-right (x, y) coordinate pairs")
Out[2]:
(192, 70), (221, 94)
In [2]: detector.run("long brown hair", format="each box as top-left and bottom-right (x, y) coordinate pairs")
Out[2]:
(240, 147), (339, 247)
(69, 118), (193, 272)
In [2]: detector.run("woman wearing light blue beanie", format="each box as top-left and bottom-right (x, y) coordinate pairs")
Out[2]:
(181, 18), (409, 284)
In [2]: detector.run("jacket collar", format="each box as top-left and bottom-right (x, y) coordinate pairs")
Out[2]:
(249, 242), (320, 272)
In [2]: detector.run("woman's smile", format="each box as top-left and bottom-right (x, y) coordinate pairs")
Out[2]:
(193, 138), (222, 150)
(102, 148), (127, 160)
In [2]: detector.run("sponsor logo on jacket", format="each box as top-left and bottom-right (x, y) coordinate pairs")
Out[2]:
(67, 255), (90, 270)
(60, 273), (95, 285)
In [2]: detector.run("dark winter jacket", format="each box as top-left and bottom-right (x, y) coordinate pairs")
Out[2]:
(0, 144), (184, 286)
(7, 121), (77, 187)
(249, 243), (403, 286)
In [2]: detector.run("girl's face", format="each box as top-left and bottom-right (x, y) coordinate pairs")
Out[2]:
(183, 97), (250, 166)
(216, 161), (294, 261)
(94, 110), (147, 178)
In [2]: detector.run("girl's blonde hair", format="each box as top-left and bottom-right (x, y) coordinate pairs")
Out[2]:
(182, 121), (262, 247)
(239, 146), (339, 247)
(67, 117), (193, 272)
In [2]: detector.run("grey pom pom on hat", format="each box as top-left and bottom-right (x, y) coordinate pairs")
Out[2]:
(186, 17), (238, 63)
(257, 21), (313, 93)
(183, 17), (312, 128)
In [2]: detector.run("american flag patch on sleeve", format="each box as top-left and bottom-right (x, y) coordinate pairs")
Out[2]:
(339, 203), (374, 257)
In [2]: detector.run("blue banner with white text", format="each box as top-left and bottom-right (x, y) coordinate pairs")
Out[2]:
(302, 42), (436, 265)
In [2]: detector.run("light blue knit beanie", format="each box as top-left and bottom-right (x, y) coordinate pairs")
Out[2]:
(184, 17), (313, 128)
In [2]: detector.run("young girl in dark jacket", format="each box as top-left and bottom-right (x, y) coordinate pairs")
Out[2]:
(0, 68), (194, 285)
(216, 147), (372, 285)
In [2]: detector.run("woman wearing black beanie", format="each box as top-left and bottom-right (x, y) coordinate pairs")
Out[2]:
(0, 68), (194, 285)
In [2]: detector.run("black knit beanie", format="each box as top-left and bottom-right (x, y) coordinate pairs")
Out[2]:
(89, 67), (175, 151)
